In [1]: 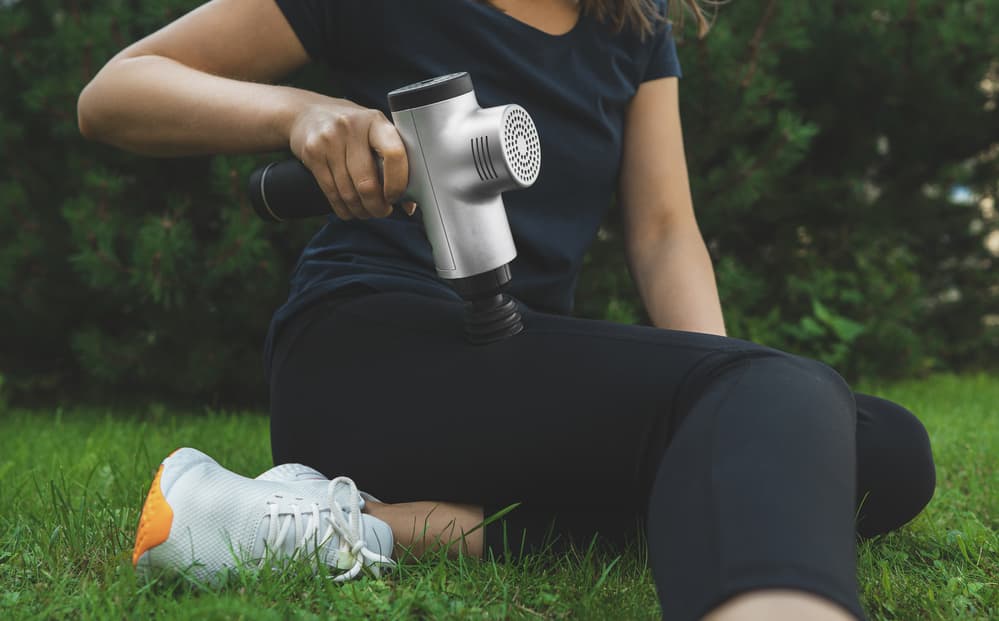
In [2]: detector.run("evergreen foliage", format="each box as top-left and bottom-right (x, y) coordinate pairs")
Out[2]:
(0, 0), (315, 404)
(1, 1), (996, 404)
(579, 0), (998, 378)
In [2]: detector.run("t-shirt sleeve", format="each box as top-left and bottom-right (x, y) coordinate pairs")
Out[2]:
(641, 8), (683, 82)
(274, 0), (335, 62)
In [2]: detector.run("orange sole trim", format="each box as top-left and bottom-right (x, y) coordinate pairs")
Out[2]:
(132, 462), (175, 566)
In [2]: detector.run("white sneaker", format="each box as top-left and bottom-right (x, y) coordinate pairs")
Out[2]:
(256, 463), (383, 508)
(256, 463), (327, 483)
(133, 448), (395, 584)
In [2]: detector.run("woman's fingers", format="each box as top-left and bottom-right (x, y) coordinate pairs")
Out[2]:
(346, 120), (391, 218)
(299, 132), (351, 219)
(320, 157), (352, 220)
(369, 116), (409, 206)
(289, 101), (415, 220)
(328, 133), (368, 220)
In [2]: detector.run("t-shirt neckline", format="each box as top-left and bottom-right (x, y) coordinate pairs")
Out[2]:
(468, 0), (587, 41)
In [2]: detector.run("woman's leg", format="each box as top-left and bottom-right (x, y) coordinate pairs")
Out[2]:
(645, 351), (862, 619)
(337, 395), (938, 569)
(269, 292), (865, 620)
(854, 394), (936, 538)
(365, 499), (485, 557)
(370, 391), (939, 561)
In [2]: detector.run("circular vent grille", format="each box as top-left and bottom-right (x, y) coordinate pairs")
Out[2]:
(502, 107), (541, 186)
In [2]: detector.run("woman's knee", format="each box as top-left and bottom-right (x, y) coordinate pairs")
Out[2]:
(751, 353), (857, 438)
(855, 394), (936, 538)
(787, 355), (856, 409)
(708, 351), (856, 422)
(665, 350), (858, 469)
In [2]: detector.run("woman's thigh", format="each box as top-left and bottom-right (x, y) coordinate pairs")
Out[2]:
(269, 291), (772, 512)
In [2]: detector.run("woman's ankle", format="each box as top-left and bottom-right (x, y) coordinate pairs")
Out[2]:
(364, 500), (485, 559)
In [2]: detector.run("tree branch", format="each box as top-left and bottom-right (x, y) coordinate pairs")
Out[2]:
(741, 0), (779, 89)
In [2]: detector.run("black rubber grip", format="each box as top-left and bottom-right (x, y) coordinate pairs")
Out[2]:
(248, 160), (331, 222)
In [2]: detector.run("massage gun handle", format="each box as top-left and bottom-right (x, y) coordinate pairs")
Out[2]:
(247, 158), (386, 222)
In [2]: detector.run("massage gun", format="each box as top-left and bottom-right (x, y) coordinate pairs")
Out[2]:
(247, 72), (542, 344)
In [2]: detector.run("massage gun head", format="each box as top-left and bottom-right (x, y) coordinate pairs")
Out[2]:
(389, 73), (541, 194)
(387, 73), (541, 297)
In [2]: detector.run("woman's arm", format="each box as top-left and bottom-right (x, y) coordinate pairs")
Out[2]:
(77, 0), (315, 155)
(618, 77), (726, 336)
(77, 0), (408, 219)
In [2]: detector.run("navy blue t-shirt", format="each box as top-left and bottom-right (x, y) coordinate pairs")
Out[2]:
(266, 0), (682, 369)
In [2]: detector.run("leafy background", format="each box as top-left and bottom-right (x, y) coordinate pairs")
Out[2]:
(1, 0), (996, 407)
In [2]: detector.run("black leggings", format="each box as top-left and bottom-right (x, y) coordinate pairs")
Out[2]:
(268, 290), (935, 621)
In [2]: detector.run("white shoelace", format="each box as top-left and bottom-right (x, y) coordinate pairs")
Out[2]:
(261, 476), (395, 581)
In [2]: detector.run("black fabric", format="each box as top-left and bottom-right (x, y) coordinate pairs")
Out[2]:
(269, 291), (937, 621)
(854, 394), (936, 538)
(263, 0), (682, 376)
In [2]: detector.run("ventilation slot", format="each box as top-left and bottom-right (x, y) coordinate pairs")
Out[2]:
(471, 136), (498, 181)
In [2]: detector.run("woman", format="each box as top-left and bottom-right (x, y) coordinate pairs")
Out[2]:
(78, 1), (936, 619)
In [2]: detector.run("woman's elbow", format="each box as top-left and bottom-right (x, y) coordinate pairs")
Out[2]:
(77, 81), (101, 140)
(77, 61), (126, 142)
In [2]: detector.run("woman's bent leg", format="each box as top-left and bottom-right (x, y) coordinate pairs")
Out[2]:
(647, 353), (863, 620)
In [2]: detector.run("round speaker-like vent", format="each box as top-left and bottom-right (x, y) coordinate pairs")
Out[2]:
(501, 107), (541, 186)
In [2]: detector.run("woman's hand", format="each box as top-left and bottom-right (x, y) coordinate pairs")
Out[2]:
(289, 101), (415, 220)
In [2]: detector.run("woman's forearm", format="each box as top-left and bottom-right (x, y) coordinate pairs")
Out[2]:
(77, 54), (327, 156)
(626, 224), (727, 336)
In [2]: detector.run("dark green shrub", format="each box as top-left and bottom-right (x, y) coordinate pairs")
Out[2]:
(1, 0), (995, 405)
(579, 0), (998, 381)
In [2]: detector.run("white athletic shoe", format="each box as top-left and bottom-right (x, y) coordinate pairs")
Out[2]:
(256, 463), (383, 508)
(256, 462), (328, 483)
(132, 448), (395, 584)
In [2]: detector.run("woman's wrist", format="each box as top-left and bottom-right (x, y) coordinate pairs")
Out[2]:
(269, 86), (345, 150)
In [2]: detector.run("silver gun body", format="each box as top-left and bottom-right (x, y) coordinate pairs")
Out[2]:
(391, 92), (540, 280)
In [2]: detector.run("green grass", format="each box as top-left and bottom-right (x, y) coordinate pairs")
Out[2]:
(0, 373), (995, 620)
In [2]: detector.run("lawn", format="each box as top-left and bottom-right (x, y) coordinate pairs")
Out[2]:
(0, 373), (995, 620)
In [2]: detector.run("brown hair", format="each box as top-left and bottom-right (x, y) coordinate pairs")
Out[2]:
(585, 0), (710, 39)
(479, 1), (710, 39)
(669, 0), (711, 39)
